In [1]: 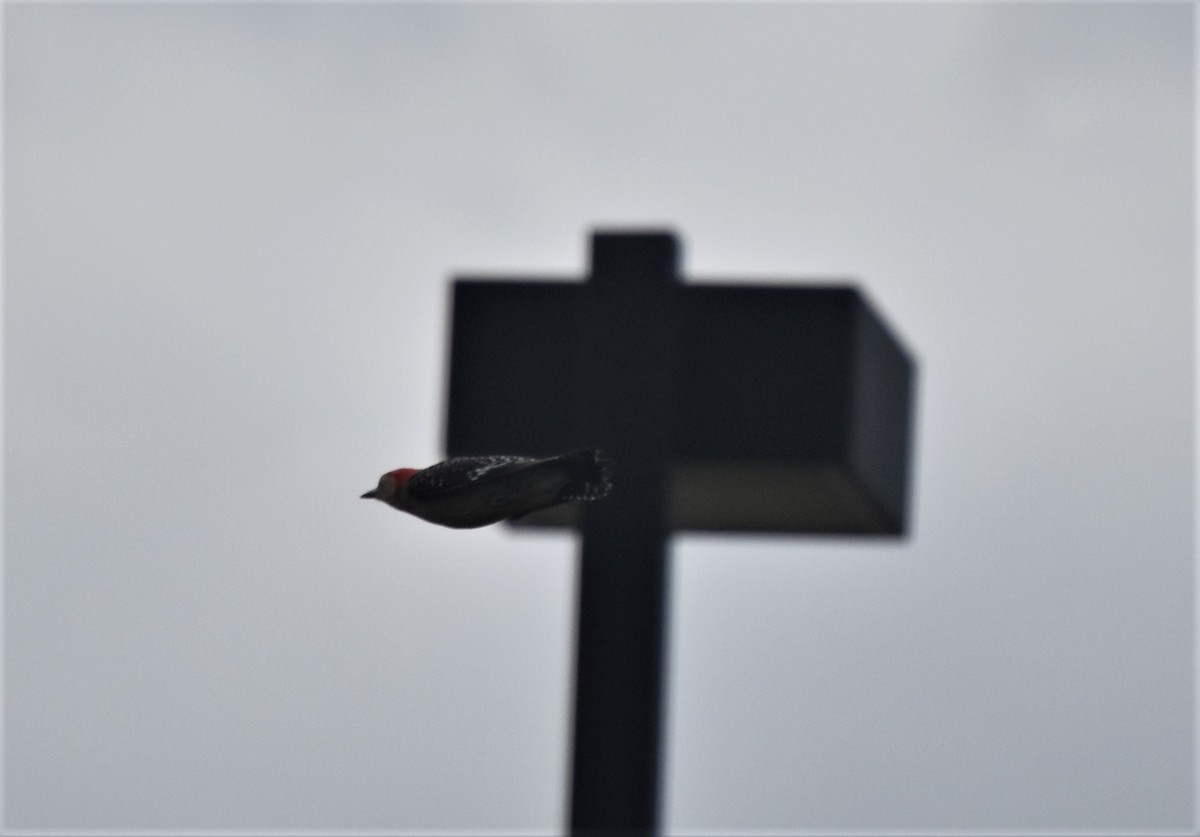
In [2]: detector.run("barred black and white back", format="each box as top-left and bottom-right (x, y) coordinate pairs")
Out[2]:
(363, 449), (612, 528)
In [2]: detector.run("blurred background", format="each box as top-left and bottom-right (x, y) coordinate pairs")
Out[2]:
(4, 3), (1193, 833)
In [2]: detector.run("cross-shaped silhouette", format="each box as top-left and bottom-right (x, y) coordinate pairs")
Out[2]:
(446, 230), (915, 835)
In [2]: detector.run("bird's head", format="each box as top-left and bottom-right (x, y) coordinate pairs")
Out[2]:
(361, 468), (420, 504)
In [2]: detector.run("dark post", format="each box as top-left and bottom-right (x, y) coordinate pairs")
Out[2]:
(443, 228), (917, 837)
(570, 234), (679, 834)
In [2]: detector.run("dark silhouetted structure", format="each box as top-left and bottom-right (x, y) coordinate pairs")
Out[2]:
(445, 230), (915, 835)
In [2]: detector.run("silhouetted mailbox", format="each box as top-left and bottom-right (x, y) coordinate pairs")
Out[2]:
(443, 230), (915, 836)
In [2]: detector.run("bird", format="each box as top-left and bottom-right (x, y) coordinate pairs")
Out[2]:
(361, 448), (612, 528)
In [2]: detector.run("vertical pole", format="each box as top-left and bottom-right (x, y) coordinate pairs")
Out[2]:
(569, 232), (678, 836)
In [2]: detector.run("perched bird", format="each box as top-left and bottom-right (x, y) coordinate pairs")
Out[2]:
(361, 449), (612, 528)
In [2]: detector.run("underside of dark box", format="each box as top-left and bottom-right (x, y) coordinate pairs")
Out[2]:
(446, 280), (915, 535)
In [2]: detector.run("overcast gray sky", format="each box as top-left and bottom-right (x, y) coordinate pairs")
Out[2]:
(4, 2), (1194, 834)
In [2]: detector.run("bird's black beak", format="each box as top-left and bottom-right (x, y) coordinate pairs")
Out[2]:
(361, 489), (377, 499)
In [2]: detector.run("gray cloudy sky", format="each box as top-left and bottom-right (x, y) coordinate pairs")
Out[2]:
(4, 2), (1194, 834)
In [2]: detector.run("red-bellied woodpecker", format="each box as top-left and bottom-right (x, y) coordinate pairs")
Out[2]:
(361, 449), (612, 528)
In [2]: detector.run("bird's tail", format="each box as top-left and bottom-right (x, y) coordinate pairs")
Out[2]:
(556, 449), (613, 501)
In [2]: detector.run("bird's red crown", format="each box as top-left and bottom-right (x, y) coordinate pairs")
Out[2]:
(385, 468), (420, 488)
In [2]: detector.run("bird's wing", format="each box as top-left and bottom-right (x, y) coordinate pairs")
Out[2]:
(407, 455), (536, 499)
